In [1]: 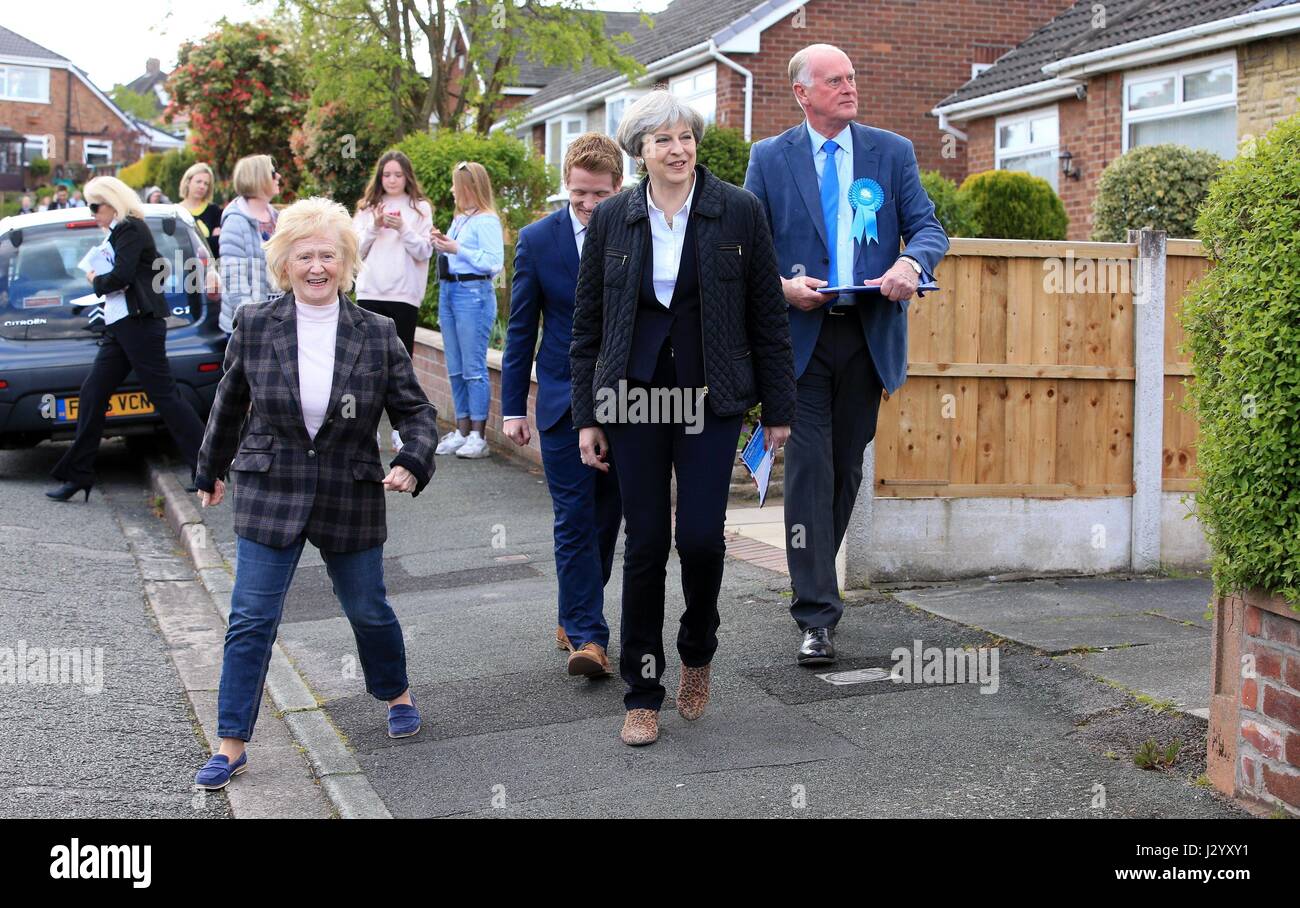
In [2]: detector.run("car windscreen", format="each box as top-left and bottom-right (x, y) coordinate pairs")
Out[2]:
(0, 217), (201, 341)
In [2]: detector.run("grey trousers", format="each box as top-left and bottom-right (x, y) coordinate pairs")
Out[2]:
(783, 310), (884, 631)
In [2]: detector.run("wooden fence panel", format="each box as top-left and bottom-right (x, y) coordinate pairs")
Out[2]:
(877, 239), (1140, 499)
(1163, 249), (1211, 491)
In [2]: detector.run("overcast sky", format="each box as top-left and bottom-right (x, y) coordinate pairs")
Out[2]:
(8, 0), (670, 91)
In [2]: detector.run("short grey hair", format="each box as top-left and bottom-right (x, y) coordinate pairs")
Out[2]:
(789, 43), (845, 87)
(614, 90), (705, 161)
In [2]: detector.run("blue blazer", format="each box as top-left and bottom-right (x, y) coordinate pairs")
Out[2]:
(744, 121), (949, 391)
(501, 206), (581, 432)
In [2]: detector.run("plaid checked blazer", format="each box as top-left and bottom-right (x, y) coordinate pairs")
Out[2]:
(194, 291), (438, 552)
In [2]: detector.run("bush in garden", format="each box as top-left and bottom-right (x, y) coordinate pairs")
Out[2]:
(959, 169), (1068, 240)
(920, 170), (975, 238)
(696, 126), (751, 188)
(396, 128), (554, 235)
(117, 153), (163, 191)
(1182, 113), (1300, 606)
(1090, 144), (1223, 242)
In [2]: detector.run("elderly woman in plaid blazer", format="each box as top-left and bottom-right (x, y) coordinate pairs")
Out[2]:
(191, 197), (438, 791)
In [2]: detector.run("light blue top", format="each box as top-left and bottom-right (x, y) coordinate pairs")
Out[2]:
(806, 122), (855, 289)
(443, 211), (504, 277)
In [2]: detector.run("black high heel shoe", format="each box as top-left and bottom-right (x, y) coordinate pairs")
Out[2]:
(45, 481), (92, 502)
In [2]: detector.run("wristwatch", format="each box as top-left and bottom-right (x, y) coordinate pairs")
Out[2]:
(897, 255), (923, 275)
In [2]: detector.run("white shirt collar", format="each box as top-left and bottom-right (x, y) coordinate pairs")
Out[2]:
(645, 172), (696, 221)
(568, 204), (586, 238)
(807, 121), (854, 156)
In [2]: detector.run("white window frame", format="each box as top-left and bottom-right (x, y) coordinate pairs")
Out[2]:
(603, 90), (647, 181)
(0, 64), (51, 103)
(971, 62), (993, 79)
(995, 105), (1060, 190)
(23, 134), (51, 161)
(1122, 53), (1237, 154)
(669, 64), (717, 125)
(545, 112), (587, 199)
(83, 139), (112, 166)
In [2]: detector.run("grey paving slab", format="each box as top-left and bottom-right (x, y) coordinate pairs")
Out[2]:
(1058, 638), (1213, 711)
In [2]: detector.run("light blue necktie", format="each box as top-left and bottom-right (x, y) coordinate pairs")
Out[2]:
(819, 139), (840, 289)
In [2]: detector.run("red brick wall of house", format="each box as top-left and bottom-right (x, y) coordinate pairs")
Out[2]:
(713, 0), (1074, 181)
(0, 67), (142, 175)
(962, 71), (1124, 241)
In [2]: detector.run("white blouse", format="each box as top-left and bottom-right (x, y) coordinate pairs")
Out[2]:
(295, 299), (339, 440)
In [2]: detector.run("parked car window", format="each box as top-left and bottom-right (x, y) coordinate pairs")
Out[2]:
(0, 216), (203, 340)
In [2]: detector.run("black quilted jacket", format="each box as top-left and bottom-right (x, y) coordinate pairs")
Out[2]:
(570, 164), (795, 429)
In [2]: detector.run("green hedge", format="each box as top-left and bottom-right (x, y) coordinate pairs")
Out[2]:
(1182, 114), (1300, 606)
(959, 169), (1068, 240)
(920, 170), (976, 238)
(697, 126), (751, 188)
(397, 129), (554, 234)
(1091, 144), (1223, 242)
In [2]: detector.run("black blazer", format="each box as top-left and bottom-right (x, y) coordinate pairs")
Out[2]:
(570, 164), (795, 429)
(92, 217), (170, 320)
(194, 292), (438, 552)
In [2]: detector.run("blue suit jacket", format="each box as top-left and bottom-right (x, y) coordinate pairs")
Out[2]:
(744, 121), (948, 391)
(502, 206), (581, 432)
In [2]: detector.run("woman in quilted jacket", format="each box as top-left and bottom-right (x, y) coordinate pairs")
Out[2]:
(570, 89), (795, 747)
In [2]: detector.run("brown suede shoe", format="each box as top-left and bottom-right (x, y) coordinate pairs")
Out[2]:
(567, 642), (611, 677)
(676, 662), (711, 721)
(556, 626), (573, 652)
(620, 709), (659, 746)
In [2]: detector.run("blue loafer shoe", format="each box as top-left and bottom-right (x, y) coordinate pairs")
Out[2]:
(194, 752), (247, 790)
(387, 692), (421, 739)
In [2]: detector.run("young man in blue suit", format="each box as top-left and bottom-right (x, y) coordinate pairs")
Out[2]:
(502, 134), (625, 677)
(744, 44), (949, 665)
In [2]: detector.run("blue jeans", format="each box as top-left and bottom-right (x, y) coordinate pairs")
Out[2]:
(439, 279), (495, 421)
(217, 534), (409, 741)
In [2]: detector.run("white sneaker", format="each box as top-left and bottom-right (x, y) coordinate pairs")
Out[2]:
(435, 429), (466, 455)
(391, 429), (403, 453)
(455, 432), (490, 459)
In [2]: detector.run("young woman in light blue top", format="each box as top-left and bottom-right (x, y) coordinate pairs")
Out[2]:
(430, 161), (505, 460)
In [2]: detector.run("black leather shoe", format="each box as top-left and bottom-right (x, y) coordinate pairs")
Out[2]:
(797, 627), (836, 665)
(45, 481), (92, 502)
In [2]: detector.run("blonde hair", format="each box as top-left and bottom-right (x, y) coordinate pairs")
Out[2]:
(179, 162), (216, 202)
(232, 154), (276, 199)
(263, 197), (360, 294)
(451, 161), (497, 215)
(84, 176), (145, 220)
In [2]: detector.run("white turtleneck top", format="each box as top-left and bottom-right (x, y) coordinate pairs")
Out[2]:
(295, 299), (339, 440)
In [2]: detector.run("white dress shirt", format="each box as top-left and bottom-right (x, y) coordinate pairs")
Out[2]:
(806, 122), (855, 289)
(101, 218), (130, 325)
(645, 175), (696, 308)
(569, 204), (587, 258)
(296, 299), (339, 440)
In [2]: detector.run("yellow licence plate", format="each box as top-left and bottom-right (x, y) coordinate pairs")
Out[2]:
(57, 392), (156, 423)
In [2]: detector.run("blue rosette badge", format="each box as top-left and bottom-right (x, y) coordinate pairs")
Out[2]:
(848, 177), (884, 247)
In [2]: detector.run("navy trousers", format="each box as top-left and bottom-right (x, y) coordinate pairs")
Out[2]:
(538, 416), (622, 650)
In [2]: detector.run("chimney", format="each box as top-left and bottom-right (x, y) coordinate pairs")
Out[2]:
(146, 58), (160, 76)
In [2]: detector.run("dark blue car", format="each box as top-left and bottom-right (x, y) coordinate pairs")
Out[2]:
(0, 205), (227, 449)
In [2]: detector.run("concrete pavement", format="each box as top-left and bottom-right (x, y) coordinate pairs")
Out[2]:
(158, 417), (1249, 818)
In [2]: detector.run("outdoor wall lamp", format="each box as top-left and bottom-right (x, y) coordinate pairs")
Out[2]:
(1059, 150), (1081, 181)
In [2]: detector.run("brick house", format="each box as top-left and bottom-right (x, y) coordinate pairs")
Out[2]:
(495, 0), (1072, 191)
(932, 0), (1300, 240)
(0, 25), (157, 182)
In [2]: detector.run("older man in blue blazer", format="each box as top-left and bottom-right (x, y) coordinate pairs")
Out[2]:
(745, 43), (948, 665)
(502, 133), (624, 678)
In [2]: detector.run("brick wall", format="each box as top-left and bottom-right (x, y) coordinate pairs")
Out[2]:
(1238, 33), (1300, 141)
(713, 0), (1074, 181)
(411, 326), (543, 467)
(0, 66), (142, 173)
(1238, 595), (1300, 813)
(1209, 589), (1300, 816)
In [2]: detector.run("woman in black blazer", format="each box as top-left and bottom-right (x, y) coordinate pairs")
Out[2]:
(571, 91), (796, 746)
(46, 176), (207, 501)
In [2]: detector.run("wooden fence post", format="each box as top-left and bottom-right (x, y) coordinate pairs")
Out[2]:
(1130, 228), (1167, 572)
